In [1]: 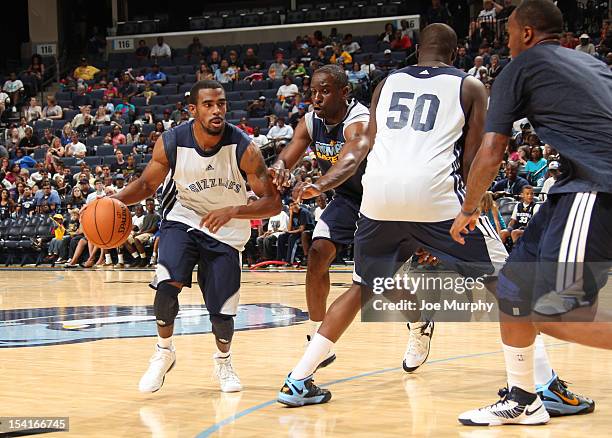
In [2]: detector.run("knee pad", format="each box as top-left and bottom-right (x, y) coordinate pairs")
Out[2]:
(154, 282), (180, 327)
(210, 314), (234, 344)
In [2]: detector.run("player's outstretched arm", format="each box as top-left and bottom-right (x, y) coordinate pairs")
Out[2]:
(450, 132), (508, 244)
(460, 75), (489, 181)
(268, 118), (312, 189)
(201, 143), (281, 233)
(112, 136), (170, 206)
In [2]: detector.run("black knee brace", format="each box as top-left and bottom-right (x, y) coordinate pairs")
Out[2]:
(154, 282), (180, 327)
(210, 314), (234, 344)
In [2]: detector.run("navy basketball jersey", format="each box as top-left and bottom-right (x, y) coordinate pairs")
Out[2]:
(361, 66), (469, 222)
(515, 202), (537, 225)
(160, 121), (251, 251)
(305, 100), (369, 200)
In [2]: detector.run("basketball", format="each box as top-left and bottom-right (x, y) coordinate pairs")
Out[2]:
(81, 197), (132, 249)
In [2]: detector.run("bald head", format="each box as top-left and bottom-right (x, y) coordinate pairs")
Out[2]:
(418, 23), (458, 63)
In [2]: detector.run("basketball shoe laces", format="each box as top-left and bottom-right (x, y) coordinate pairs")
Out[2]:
(215, 359), (240, 385)
(407, 324), (430, 357)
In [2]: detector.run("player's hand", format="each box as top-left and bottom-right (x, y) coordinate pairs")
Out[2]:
(200, 206), (238, 234)
(292, 182), (321, 203)
(450, 208), (480, 245)
(79, 203), (90, 220)
(415, 248), (439, 266)
(268, 160), (291, 190)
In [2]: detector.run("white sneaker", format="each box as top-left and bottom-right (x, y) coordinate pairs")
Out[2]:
(214, 354), (242, 393)
(459, 386), (550, 426)
(139, 345), (176, 393)
(306, 334), (336, 370)
(403, 321), (434, 372)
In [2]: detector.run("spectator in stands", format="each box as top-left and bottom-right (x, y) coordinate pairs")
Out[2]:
(500, 185), (539, 245)
(22, 97), (42, 123)
(360, 55), (377, 78)
(196, 64), (213, 82)
(276, 200), (313, 263)
(66, 186), (86, 209)
(3, 72), (24, 110)
(379, 49), (397, 73)
(425, 0), (452, 25)
(329, 44), (352, 65)
(277, 76), (299, 106)
(135, 39), (150, 60)
(42, 96), (63, 120)
(237, 117), (253, 135)
(115, 97), (135, 121)
(170, 101), (185, 124)
(250, 126), (269, 148)
(72, 85), (92, 108)
(268, 117), (294, 149)
(45, 137), (65, 163)
(93, 106), (110, 125)
(0, 188), (14, 219)
(125, 125), (140, 145)
(144, 64), (167, 89)
(18, 127), (40, 155)
(45, 213), (67, 262)
(124, 198), (159, 267)
(342, 34), (361, 55)
(71, 105), (92, 129)
(103, 81), (119, 99)
(30, 163), (47, 184)
(491, 161), (529, 197)
(257, 208), (289, 260)
(26, 54), (45, 82)
(99, 95), (114, 114)
(187, 36), (203, 61)
(514, 121), (532, 146)
(454, 46), (473, 72)
(493, 0), (515, 20)
(40, 128), (55, 147)
(561, 31), (578, 49)
(36, 181), (60, 214)
(75, 115), (97, 140)
(479, 191), (505, 236)
(0, 89), (9, 119)
(110, 125), (126, 147)
(267, 52), (287, 80)
(118, 73), (138, 100)
(347, 62), (369, 100)
(160, 110), (173, 130)
(16, 185), (35, 216)
(288, 103), (307, 129)
(214, 59), (236, 83)
(540, 160), (560, 200)
(150, 36), (172, 59)
(208, 50), (221, 72)
(85, 179), (105, 203)
(132, 134), (149, 155)
(16, 117), (30, 139)
(379, 23), (395, 43)
(140, 84), (157, 105)
(524, 146), (548, 187)
(576, 34), (596, 55)
(247, 96), (271, 118)
(124, 154), (137, 176)
(285, 59), (307, 78)
(467, 56), (486, 76)
(478, 0), (496, 20)
(242, 47), (262, 72)
(390, 29), (413, 51)
(489, 54), (503, 80)
(65, 133), (87, 162)
(73, 58), (100, 81)
(112, 174), (126, 193)
(58, 123), (72, 146)
(5, 163), (20, 185)
(13, 149), (36, 169)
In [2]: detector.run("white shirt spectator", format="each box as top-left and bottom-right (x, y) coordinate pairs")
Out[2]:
(86, 190), (105, 204)
(3, 79), (24, 93)
(0, 91), (9, 105)
(250, 133), (269, 148)
(343, 41), (361, 54)
(478, 6), (496, 20)
(575, 43), (596, 55)
(67, 141), (87, 158)
(277, 83), (299, 100)
(540, 176), (556, 199)
(314, 206), (325, 222)
(268, 124), (294, 140)
(132, 213), (145, 230)
(267, 210), (289, 236)
(360, 63), (377, 76)
(151, 43), (172, 58)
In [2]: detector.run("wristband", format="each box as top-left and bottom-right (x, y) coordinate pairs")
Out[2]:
(460, 206), (478, 216)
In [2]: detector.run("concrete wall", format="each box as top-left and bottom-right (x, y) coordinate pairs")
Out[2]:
(28, 0), (59, 43)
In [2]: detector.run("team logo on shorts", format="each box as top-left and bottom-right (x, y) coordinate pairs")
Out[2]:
(0, 303), (308, 348)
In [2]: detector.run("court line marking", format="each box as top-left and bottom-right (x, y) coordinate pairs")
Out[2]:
(196, 342), (569, 437)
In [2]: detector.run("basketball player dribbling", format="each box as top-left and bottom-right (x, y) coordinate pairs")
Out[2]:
(453, 0), (610, 426)
(276, 23), (594, 413)
(269, 65), (435, 373)
(110, 80), (281, 393)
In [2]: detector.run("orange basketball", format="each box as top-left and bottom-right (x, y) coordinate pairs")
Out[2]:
(81, 197), (132, 249)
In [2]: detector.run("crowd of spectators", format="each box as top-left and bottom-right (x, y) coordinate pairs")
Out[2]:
(1, 2), (610, 267)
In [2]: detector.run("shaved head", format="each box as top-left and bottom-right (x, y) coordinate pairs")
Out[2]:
(418, 23), (458, 61)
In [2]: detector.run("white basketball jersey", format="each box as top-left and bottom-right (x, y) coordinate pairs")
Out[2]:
(160, 121), (250, 251)
(360, 66), (469, 222)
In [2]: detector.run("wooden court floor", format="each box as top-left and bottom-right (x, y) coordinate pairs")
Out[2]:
(1, 269), (611, 437)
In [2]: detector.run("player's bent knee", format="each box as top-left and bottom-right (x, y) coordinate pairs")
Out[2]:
(309, 240), (336, 266)
(154, 282), (181, 327)
(210, 314), (234, 344)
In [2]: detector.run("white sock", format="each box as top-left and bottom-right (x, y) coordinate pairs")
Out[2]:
(214, 349), (230, 359)
(534, 334), (554, 386)
(140, 252), (147, 259)
(291, 333), (334, 380)
(105, 253), (112, 264)
(118, 254), (124, 263)
(152, 251), (157, 258)
(308, 320), (320, 339)
(503, 342), (535, 393)
(157, 335), (173, 349)
(131, 252), (139, 259)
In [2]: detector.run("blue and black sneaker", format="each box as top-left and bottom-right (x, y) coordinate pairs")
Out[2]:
(536, 372), (595, 417)
(277, 374), (332, 407)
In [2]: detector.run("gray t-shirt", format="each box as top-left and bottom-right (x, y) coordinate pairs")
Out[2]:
(486, 42), (612, 194)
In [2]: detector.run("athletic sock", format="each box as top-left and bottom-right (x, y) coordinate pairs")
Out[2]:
(105, 253), (112, 264)
(291, 333), (334, 380)
(214, 350), (231, 359)
(131, 252), (139, 259)
(139, 252), (147, 259)
(157, 335), (173, 350)
(503, 342), (535, 393)
(534, 334), (554, 386)
(308, 320), (320, 339)
(117, 254), (124, 264)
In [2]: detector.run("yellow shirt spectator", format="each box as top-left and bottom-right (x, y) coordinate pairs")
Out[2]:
(73, 58), (100, 81)
(329, 51), (352, 65)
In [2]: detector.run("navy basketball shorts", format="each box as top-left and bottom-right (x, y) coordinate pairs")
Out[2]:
(150, 220), (241, 315)
(353, 214), (508, 286)
(497, 192), (612, 318)
(312, 195), (360, 246)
